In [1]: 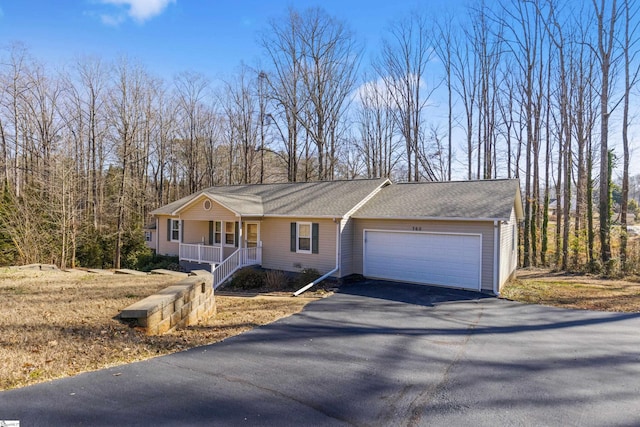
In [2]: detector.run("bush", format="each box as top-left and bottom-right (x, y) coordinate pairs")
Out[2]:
(264, 270), (291, 291)
(295, 268), (321, 288)
(228, 267), (265, 290)
(76, 228), (113, 268)
(136, 254), (180, 272)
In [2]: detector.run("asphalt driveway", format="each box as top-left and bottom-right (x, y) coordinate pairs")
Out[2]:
(1, 281), (640, 426)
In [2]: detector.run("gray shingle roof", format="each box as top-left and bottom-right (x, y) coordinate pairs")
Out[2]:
(150, 178), (390, 217)
(352, 179), (522, 221)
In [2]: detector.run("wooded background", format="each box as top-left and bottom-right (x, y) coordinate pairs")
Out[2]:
(0, 0), (639, 274)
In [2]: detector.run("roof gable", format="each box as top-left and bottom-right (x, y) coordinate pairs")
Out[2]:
(150, 178), (390, 218)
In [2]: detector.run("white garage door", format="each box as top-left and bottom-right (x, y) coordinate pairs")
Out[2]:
(363, 230), (482, 290)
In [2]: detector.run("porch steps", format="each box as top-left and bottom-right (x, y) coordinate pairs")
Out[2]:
(212, 247), (262, 289)
(151, 269), (189, 278)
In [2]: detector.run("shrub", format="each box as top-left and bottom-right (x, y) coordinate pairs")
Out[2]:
(76, 228), (113, 268)
(136, 254), (180, 272)
(264, 270), (290, 291)
(295, 268), (321, 288)
(228, 267), (265, 290)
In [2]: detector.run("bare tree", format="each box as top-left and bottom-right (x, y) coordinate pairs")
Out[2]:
(593, 0), (620, 272)
(260, 8), (305, 182)
(619, 0), (640, 271)
(220, 65), (259, 184)
(376, 10), (438, 182)
(297, 7), (360, 180)
(355, 76), (399, 178)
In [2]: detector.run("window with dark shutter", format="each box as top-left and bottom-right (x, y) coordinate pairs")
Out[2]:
(214, 221), (222, 244)
(290, 223), (296, 252)
(170, 219), (181, 242)
(291, 222), (319, 254)
(312, 223), (319, 254)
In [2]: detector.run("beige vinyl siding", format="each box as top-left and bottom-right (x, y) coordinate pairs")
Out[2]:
(156, 215), (179, 256)
(144, 229), (157, 251)
(352, 219), (495, 292)
(180, 196), (237, 222)
(260, 217), (338, 275)
(339, 218), (354, 276)
(499, 208), (518, 290)
(183, 220), (210, 245)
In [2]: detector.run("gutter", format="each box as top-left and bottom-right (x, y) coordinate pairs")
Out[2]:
(493, 220), (500, 296)
(352, 215), (509, 222)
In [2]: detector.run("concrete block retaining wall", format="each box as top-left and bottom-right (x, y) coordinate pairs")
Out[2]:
(120, 272), (215, 335)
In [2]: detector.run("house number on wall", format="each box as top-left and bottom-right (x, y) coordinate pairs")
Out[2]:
(412, 226), (422, 231)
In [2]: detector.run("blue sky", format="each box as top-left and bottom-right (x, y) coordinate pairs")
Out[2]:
(0, 0), (462, 81)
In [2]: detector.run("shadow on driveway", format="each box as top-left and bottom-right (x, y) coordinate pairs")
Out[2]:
(337, 279), (492, 307)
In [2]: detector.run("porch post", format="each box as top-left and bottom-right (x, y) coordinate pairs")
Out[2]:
(238, 216), (243, 264)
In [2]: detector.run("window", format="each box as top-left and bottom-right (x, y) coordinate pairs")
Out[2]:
(225, 221), (235, 246)
(145, 231), (152, 242)
(297, 222), (311, 253)
(214, 221), (222, 244)
(170, 220), (180, 242)
(290, 222), (318, 254)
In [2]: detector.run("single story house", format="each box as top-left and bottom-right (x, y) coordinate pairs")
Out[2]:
(148, 178), (523, 294)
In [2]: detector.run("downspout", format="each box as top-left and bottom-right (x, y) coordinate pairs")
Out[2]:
(293, 219), (340, 297)
(493, 220), (500, 296)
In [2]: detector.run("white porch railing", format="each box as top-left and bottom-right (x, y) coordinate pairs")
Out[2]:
(213, 247), (262, 289)
(179, 243), (224, 264)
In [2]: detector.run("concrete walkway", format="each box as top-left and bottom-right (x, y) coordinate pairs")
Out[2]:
(1, 281), (639, 426)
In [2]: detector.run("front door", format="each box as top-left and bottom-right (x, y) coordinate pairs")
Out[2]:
(245, 223), (259, 248)
(244, 222), (260, 263)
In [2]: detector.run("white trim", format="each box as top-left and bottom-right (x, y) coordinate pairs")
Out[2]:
(203, 199), (212, 211)
(343, 178), (392, 218)
(155, 217), (159, 253)
(223, 221), (236, 247)
(172, 193), (241, 216)
(213, 220), (222, 245)
(296, 222), (312, 254)
(493, 220), (499, 296)
(336, 220), (341, 277)
(353, 215), (508, 222)
(244, 222), (260, 249)
(170, 219), (181, 242)
(262, 214), (339, 219)
(362, 229), (483, 291)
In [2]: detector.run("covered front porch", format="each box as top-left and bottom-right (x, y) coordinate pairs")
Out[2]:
(179, 219), (262, 288)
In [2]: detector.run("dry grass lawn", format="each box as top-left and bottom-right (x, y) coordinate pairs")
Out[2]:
(502, 268), (640, 312)
(0, 269), (315, 391)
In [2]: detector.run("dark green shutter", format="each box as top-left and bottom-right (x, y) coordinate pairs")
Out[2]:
(312, 223), (319, 254)
(180, 220), (184, 243)
(208, 221), (213, 245)
(234, 222), (239, 247)
(167, 219), (171, 241)
(290, 223), (297, 252)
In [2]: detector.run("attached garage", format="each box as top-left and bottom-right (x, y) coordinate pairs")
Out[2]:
(363, 230), (482, 290)
(351, 179), (524, 294)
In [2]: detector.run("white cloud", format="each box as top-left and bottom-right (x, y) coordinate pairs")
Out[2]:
(101, 0), (175, 23)
(100, 13), (125, 26)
